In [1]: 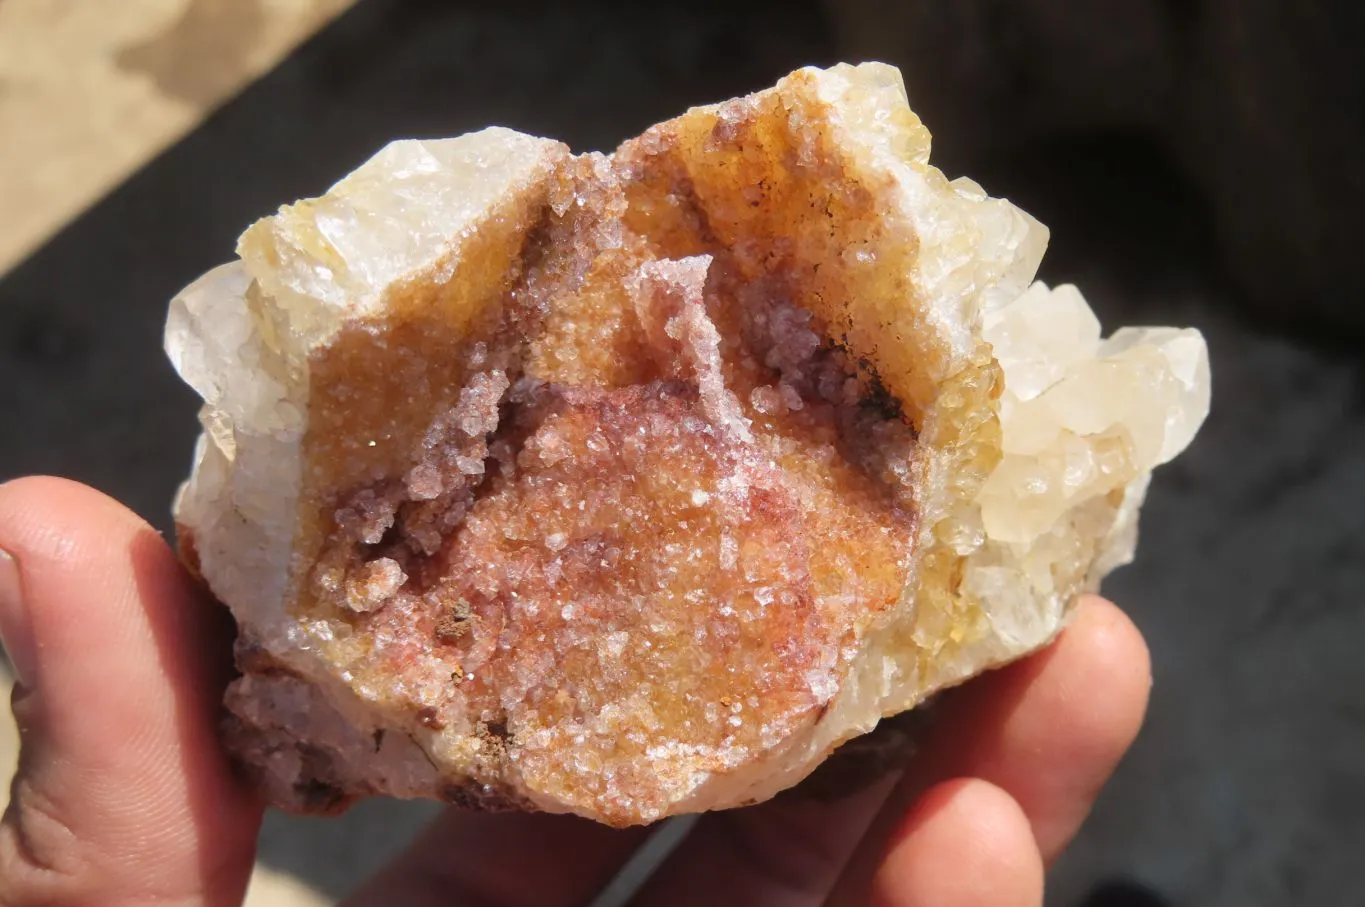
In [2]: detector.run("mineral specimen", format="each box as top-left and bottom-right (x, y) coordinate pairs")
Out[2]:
(165, 62), (1209, 827)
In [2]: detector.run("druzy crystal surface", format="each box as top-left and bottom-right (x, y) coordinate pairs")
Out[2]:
(166, 63), (1210, 826)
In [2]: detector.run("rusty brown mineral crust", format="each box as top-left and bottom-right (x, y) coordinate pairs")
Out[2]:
(166, 64), (1210, 826)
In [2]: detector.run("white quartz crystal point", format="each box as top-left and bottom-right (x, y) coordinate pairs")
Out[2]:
(979, 281), (1211, 545)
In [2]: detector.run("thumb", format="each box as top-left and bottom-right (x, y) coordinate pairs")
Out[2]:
(0, 476), (261, 907)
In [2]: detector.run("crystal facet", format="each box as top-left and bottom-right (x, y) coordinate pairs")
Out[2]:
(166, 63), (1210, 826)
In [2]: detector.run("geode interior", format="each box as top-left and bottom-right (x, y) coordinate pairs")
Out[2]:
(166, 63), (1210, 827)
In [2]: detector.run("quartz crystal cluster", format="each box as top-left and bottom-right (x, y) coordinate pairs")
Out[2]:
(166, 63), (1210, 827)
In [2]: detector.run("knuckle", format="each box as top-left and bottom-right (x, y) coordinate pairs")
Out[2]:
(0, 773), (225, 907)
(0, 776), (95, 906)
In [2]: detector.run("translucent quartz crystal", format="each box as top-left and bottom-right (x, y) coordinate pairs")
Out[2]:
(165, 63), (1210, 826)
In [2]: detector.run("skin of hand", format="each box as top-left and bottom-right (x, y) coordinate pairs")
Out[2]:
(0, 476), (1151, 907)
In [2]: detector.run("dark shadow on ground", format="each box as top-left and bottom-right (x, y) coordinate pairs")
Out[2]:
(3, 2), (1361, 904)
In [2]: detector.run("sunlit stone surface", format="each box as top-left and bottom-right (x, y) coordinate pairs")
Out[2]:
(166, 62), (1210, 826)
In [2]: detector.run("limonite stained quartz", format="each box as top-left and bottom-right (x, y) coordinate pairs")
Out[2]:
(165, 63), (1209, 827)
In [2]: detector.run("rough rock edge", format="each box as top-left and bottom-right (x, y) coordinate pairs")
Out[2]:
(166, 63), (1210, 823)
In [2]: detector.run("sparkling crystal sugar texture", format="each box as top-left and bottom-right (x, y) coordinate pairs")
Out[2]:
(165, 63), (1210, 827)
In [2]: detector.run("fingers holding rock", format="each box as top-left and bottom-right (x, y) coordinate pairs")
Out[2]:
(0, 476), (261, 907)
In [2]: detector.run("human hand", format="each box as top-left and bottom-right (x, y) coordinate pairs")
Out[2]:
(0, 476), (1151, 907)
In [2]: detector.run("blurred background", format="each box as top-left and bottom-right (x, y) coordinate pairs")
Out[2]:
(0, 1), (1361, 904)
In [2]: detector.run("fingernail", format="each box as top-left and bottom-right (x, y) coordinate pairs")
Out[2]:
(0, 549), (36, 685)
